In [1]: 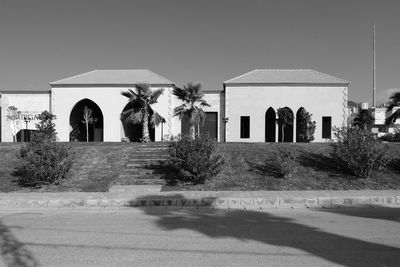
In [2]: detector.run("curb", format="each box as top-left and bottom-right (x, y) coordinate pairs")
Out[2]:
(0, 195), (399, 210)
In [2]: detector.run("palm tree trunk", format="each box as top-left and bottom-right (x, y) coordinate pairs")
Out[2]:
(282, 125), (285, 142)
(189, 125), (195, 140)
(197, 122), (200, 138)
(142, 110), (150, 143)
(86, 121), (89, 142)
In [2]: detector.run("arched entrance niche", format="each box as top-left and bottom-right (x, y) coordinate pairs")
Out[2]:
(265, 107), (276, 142)
(121, 102), (155, 142)
(278, 107), (294, 142)
(296, 107), (306, 142)
(69, 99), (104, 142)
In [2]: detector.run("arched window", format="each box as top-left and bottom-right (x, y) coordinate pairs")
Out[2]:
(277, 107), (294, 142)
(121, 102), (155, 142)
(296, 107), (306, 142)
(69, 99), (103, 142)
(265, 107), (276, 142)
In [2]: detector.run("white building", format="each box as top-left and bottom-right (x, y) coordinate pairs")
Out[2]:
(223, 69), (349, 142)
(1, 69), (349, 143)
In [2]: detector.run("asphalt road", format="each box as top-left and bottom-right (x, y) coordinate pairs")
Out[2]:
(0, 207), (399, 267)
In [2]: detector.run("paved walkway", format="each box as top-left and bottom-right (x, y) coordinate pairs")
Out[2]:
(0, 189), (399, 209)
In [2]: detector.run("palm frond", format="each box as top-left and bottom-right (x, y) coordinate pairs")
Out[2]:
(149, 89), (164, 104)
(199, 99), (211, 107)
(149, 112), (165, 128)
(129, 110), (144, 125)
(385, 109), (400, 126)
(386, 92), (400, 112)
(173, 104), (189, 119)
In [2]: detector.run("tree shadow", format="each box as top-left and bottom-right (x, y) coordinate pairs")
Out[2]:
(313, 207), (400, 223)
(0, 220), (41, 267)
(131, 194), (400, 267)
(387, 157), (400, 174)
(246, 160), (282, 178)
(299, 152), (345, 177)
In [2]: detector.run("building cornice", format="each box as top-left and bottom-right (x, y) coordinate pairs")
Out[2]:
(50, 83), (174, 88)
(223, 82), (350, 87)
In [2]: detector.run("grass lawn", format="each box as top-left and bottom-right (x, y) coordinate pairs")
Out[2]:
(0, 143), (133, 192)
(162, 142), (400, 191)
(1, 142), (399, 192)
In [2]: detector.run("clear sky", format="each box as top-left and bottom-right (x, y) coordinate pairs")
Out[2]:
(0, 0), (399, 104)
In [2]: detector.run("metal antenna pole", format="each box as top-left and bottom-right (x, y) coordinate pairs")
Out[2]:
(373, 24), (376, 107)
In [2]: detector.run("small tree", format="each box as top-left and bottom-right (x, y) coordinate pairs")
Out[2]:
(353, 109), (374, 130)
(277, 107), (293, 142)
(173, 83), (210, 139)
(33, 110), (57, 142)
(6, 106), (21, 142)
(81, 106), (97, 142)
(297, 108), (316, 142)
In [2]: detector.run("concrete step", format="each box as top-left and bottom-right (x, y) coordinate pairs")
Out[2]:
(128, 157), (169, 161)
(134, 146), (170, 150)
(114, 178), (165, 186)
(108, 184), (162, 193)
(119, 169), (174, 177)
(126, 162), (167, 168)
(118, 173), (166, 180)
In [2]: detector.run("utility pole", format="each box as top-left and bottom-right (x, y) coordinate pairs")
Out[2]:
(373, 24), (376, 107)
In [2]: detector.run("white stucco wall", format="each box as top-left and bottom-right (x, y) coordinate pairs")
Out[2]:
(1, 93), (51, 142)
(202, 91), (225, 142)
(224, 85), (348, 142)
(51, 85), (177, 142)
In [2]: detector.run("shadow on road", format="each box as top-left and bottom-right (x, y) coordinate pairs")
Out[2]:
(0, 219), (41, 267)
(313, 206), (400, 223)
(132, 194), (400, 267)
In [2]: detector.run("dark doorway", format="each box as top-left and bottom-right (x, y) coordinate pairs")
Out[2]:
(121, 103), (155, 142)
(265, 107), (276, 142)
(278, 107), (294, 142)
(200, 112), (218, 140)
(70, 99), (104, 142)
(322, 116), (332, 139)
(16, 129), (36, 142)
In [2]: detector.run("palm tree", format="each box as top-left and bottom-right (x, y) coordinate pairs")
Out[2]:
(385, 91), (400, 126)
(81, 106), (97, 142)
(121, 83), (165, 143)
(353, 109), (374, 130)
(277, 107), (293, 142)
(172, 82), (210, 139)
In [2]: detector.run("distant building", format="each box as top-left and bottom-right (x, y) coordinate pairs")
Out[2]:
(1, 69), (349, 142)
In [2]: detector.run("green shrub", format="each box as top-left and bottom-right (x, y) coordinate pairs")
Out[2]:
(165, 135), (224, 185)
(16, 111), (73, 187)
(331, 127), (392, 178)
(272, 146), (299, 178)
(17, 142), (73, 186)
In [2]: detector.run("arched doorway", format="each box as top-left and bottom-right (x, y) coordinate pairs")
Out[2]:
(69, 99), (103, 142)
(121, 102), (155, 142)
(265, 107), (276, 142)
(296, 107), (306, 142)
(278, 107), (294, 142)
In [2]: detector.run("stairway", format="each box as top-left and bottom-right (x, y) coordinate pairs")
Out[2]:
(110, 142), (173, 192)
